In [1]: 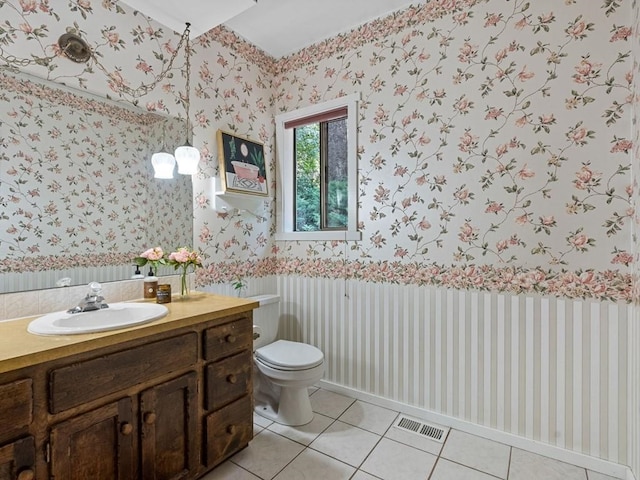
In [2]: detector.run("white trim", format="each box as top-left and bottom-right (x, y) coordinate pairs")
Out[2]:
(317, 379), (634, 480)
(274, 93), (361, 242)
(275, 230), (362, 241)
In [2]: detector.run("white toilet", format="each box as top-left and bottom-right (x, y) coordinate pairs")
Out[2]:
(251, 294), (325, 426)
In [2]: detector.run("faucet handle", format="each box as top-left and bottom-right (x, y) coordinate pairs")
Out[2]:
(88, 281), (102, 295)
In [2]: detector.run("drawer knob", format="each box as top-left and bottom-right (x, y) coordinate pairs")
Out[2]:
(144, 412), (157, 425)
(226, 374), (237, 384)
(120, 422), (133, 436)
(225, 334), (237, 344)
(226, 425), (236, 435)
(17, 469), (35, 480)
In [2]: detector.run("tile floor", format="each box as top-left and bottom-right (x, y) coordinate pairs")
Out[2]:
(202, 387), (622, 480)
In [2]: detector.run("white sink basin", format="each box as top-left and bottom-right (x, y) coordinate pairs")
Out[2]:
(27, 303), (168, 336)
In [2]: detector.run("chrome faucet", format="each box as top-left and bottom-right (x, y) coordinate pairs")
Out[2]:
(67, 282), (109, 314)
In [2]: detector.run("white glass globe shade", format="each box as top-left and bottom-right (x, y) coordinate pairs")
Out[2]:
(175, 145), (200, 175)
(151, 152), (176, 179)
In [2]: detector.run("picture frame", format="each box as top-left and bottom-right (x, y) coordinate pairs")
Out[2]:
(217, 130), (268, 197)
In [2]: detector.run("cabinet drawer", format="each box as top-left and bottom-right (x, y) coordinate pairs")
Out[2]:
(204, 395), (252, 468)
(0, 379), (32, 441)
(203, 317), (252, 362)
(50, 333), (198, 413)
(205, 350), (252, 411)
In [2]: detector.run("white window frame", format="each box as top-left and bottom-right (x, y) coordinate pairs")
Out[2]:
(275, 93), (361, 241)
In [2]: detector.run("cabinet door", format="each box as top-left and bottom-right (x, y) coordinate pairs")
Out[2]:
(50, 398), (135, 480)
(140, 372), (198, 480)
(0, 437), (35, 480)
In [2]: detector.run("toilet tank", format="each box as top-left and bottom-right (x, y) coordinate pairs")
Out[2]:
(249, 294), (280, 349)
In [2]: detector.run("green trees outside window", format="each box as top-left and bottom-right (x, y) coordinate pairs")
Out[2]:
(294, 118), (348, 232)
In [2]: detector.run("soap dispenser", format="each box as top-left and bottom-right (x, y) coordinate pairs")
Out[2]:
(144, 267), (158, 298)
(131, 265), (144, 279)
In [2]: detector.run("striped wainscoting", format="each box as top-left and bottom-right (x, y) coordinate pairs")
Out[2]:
(275, 276), (633, 467)
(631, 305), (640, 479)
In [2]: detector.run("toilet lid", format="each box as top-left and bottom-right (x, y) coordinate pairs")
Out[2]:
(255, 340), (324, 370)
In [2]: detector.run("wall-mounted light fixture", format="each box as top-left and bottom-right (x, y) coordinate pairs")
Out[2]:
(56, 24), (199, 178)
(174, 22), (200, 176)
(2, 24), (198, 179)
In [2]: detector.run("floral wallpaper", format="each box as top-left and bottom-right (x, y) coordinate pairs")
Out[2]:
(0, 70), (192, 278)
(266, 0), (634, 302)
(0, 0), (636, 303)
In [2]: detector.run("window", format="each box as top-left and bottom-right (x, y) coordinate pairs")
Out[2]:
(275, 94), (361, 241)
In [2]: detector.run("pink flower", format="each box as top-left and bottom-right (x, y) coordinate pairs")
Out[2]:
(484, 13), (502, 27)
(394, 247), (408, 258)
(611, 251), (633, 266)
(517, 164), (535, 179)
(517, 66), (535, 82)
(418, 217), (432, 230)
(540, 215), (555, 226)
(539, 114), (555, 125)
(567, 21), (587, 38)
(458, 131), (478, 152)
(20, 0), (37, 13)
(570, 234), (589, 248)
(458, 42), (478, 63)
(455, 189), (470, 201)
(458, 222), (477, 242)
(18, 23), (33, 34)
(514, 17), (528, 30)
(571, 127), (588, 143)
(485, 107), (503, 120)
(169, 247), (202, 265)
(611, 139), (632, 153)
(610, 26), (632, 42)
(495, 144), (508, 157)
(485, 202), (504, 214)
(455, 96), (471, 113)
(141, 247), (164, 261)
(106, 32), (119, 46)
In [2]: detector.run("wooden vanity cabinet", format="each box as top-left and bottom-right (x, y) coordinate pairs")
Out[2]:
(140, 372), (198, 480)
(49, 397), (135, 480)
(0, 437), (35, 480)
(0, 379), (35, 480)
(202, 317), (253, 469)
(0, 305), (255, 480)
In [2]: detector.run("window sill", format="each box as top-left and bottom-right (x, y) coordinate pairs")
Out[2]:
(275, 230), (362, 242)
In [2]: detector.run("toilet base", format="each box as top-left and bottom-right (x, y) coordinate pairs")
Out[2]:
(254, 385), (314, 426)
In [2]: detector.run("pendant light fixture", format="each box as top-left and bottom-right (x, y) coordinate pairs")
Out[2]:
(174, 22), (200, 176)
(151, 122), (176, 179)
(151, 151), (176, 179)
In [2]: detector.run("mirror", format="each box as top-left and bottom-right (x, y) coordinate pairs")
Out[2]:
(0, 70), (193, 293)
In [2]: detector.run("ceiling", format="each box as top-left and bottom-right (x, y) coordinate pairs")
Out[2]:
(120, 0), (425, 58)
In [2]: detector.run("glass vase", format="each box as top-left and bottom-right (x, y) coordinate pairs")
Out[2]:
(180, 269), (189, 298)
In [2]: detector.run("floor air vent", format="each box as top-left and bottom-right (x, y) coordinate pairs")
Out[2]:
(393, 415), (447, 443)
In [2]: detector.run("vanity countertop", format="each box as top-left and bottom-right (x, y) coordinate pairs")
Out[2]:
(0, 292), (258, 374)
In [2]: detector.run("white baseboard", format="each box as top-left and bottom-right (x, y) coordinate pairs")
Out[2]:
(318, 380), (635, 480)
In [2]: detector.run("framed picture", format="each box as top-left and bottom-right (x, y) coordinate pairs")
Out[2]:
(217, 130), (268, 196)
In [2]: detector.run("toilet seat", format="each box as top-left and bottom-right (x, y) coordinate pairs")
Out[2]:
(255, 340), (324, 371)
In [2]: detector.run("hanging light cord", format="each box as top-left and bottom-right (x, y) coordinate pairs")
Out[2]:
(92, 23), (190, 99)
(1, 24), (191, 100)
(183, 22), (193, 144)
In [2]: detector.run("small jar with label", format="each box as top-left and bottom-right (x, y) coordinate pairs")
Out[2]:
(156, 284), (172, 304)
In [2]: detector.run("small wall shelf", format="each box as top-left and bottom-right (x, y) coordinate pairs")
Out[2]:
(212, 176), (271, 217)
(213, 190), (272, 217)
